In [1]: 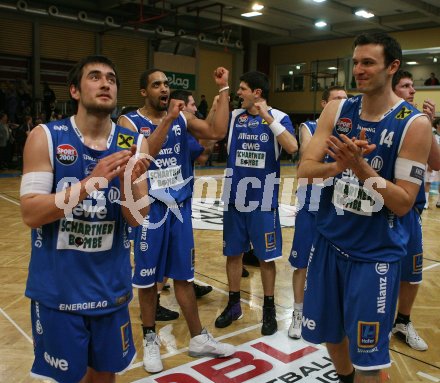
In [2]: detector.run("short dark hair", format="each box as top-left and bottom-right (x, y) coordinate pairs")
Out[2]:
(392, 70), (413, 90)
(170, 89), (192, 105)
(353, 32), (402, 69)
(67, 55), (119, 109)
(68, 55), (120, 90)
(321, 85), (345, 102)
(433, 117), (440, 128)
(239, 71), (270, 100)
(139, 68), (163, 89)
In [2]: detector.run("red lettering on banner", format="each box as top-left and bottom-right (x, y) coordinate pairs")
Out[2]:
(192, 351), (272, 383)
(156, 372), (200, 383)
(251, 343), (318, 363)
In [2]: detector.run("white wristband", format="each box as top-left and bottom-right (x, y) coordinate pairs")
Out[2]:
(269, 120), (286, 137)
(219, 86), (230, 93)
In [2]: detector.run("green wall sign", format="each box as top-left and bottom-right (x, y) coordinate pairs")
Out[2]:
(165, 71), (196, 90)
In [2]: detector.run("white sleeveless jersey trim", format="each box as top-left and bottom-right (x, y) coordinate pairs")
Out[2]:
(397, 113), (427, 154)
(270, 108), (288, 160)
(180, 110), (188, 127)
(70, 116), (115, 149)
(358, 97), (405, 121)
(136, 134), (144, 154)
(122, 114), (139, 131)
(300, 122), (313, 138)
(227, 108), (245, 154)
(40, 124), (54, 169)
(334, 98), (346, 126)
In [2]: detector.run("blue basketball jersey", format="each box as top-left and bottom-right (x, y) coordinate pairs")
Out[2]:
(223, 108), (295, 209)
(123, 110), (193, 204)
(25, 117), (142, 315)
(317, 95), (424, 262)
(297, 121), (322, 214)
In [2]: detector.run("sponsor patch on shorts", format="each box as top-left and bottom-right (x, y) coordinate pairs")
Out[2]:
(413, 253), (423, 273)
(358, 321), (379, 348)
(120, 322), (130, 351)
(265, 232), (276, 249)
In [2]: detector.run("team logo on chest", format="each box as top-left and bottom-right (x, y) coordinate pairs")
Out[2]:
(56, 144), (78, 166)
(335, 118), (352, 135)
(140, 127), (151, 137)
(395, 106), (412, 120)
(248, 119), (259, 128)
(117, 133), (134, 149)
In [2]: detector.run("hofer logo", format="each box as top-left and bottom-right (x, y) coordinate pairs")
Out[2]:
(44, 352), (69, 371)
(335, 118), (352, 135)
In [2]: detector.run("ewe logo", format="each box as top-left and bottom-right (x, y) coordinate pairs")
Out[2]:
(44, 352), (69, 371)
(56, 144), (78, 166)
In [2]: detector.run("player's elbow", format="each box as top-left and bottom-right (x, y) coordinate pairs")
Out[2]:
(428, 157), (440, 171)
(21, 212), (42, 229)
(284, 141), (298, 155)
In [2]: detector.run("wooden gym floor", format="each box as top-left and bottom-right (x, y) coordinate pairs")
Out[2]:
(0, 164), (439, 382)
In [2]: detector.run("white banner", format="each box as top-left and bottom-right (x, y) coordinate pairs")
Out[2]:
(132, 332), (336, 383)
(191, 198), (296, 231)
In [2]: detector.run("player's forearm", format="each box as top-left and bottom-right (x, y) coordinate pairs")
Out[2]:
(147, 115), (174, 158)
(209, 92), (229, 140)
(276, 131), (298, 154)
(20, 178), (94, 228)
(298, 159), (342, 183)
(427, 135), (440, 171)
(120, 180), (149, 226)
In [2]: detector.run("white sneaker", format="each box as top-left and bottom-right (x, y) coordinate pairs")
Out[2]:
(288, 311), (302, 339)
(143, 332), (164, 373)
(392, 322), (428, 351)
(188, 328), (235, 358)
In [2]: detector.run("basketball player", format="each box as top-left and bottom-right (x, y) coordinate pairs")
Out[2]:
(215, 71), (298, 336)
(20, 55), (150, 382)
(299, 33), (432, 383)
(288, 86), (347, 339)
(118, 67), (234, 373)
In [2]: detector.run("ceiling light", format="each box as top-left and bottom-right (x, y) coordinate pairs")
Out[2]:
(434, 57), (438, 63)
(288, 70), (294, 75)
(296, 65), (301, 70)
(315, 20), (327, 28)
(313, 0), (326, 2)
(252, 3), (264, 11)
(328, 66), (338, 70)
(241, 11), (262, 17)
(355, 9), (375, 18)
(407, 61), (418, 65)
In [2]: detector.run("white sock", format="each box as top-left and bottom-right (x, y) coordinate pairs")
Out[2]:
(294, 302), (303, 313)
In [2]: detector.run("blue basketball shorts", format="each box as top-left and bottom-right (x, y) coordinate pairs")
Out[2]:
(132, 199), (195, 288)
(302, 233), (400, 370)
(400, 209), (423, 283)
(30, 301), (135, 382)
(223, 205), (282, 261)
(288, 209), (317, 269)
